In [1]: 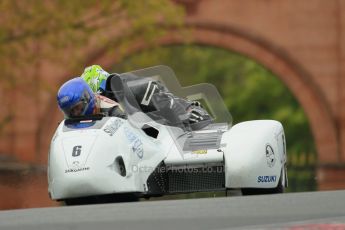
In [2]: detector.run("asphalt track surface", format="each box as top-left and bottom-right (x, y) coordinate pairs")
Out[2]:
(1, 190), (345, 230)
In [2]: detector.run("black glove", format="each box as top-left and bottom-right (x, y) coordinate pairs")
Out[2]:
(188, 107), (208, 123)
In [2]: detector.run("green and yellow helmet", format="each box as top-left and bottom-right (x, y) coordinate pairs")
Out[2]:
(81, 65), (109, 93)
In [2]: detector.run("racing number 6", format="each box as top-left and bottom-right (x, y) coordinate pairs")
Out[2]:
(72, 146), (82, 157)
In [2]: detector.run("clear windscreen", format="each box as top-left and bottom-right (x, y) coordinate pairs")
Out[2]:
(111, 65), (232, 131)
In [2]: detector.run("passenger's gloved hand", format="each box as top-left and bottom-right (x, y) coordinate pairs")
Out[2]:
(186, 105), (213, 130)
(187, 106), (208, 123)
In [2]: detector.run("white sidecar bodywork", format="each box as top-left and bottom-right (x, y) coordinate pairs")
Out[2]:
(48, 65), (287, 203)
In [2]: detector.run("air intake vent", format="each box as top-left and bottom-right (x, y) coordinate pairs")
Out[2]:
(168, 165), (225, 193)
(146, 163), (225, 195)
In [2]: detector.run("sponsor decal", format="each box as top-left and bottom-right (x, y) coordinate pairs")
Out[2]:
(65, 167), (90, 173)
(257, 175), (277, 183)
(265, 144), (276, 167)
(103, 119), (124, 136)
(124, 127), (144, 159)
(192, 150), (207, 154)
